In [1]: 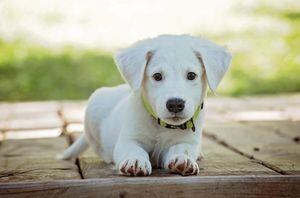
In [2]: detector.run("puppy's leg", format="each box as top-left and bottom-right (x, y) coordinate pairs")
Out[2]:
(163, 143), (200, 176)
(114, 141), (152, 176)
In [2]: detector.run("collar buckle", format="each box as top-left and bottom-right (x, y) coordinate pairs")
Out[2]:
(165, 123), (187, 130)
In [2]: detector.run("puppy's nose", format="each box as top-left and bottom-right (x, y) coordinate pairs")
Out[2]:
(166, 98), (185, 113)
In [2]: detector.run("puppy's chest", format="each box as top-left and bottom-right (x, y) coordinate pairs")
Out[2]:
(143, 129), (183, 153)
(147, 131), (182, 167)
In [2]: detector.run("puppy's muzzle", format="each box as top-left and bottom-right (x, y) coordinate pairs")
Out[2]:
(166, 98), (185, 113)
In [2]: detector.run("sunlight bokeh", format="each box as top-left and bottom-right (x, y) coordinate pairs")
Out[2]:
(1, 0), (296, 49)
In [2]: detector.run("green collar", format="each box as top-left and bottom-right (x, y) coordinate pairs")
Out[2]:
(141, 94), (203, 132)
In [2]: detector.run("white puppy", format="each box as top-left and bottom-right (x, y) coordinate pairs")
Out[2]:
(61, 35), (231, 176)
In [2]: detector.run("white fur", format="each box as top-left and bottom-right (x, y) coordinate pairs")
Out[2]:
(61, 35), (231, 176)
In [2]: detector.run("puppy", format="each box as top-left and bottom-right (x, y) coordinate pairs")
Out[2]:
(61, 35), (231, 176)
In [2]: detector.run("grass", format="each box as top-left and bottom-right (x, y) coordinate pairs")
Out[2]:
(222, 29), (300, 96)
(0, 5), (299, 101)
(0, 41), (123, 101)
(212, 6), (300, 96)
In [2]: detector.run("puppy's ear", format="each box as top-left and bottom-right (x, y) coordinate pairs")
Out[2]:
(114, 40), (153, 91)
(192, 38), (231, 92)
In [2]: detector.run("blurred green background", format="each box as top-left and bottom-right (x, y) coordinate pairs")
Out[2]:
(0, 0), (299, 101)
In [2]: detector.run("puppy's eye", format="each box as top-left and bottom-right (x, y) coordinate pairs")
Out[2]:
(187, 72), (197, 80)
(152, 73), (163, 81)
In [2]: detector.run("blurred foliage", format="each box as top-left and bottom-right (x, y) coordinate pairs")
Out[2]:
(0, 41), (123, 101)
(0, 4), (299, 101)
(214, 5), (300, 96)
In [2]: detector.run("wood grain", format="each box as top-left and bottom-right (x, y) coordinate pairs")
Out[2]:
(0, 137), (81, 182)
(0, 175), (299, 198)
(204, 121), (300, 175)
(205, 94), (300, 123)
(0, 102), (59, 120)
(0, 113), (63, 131)
(0, 95), (300, 196)
(242, 121), (300, 142)
(200, 138), (276, 175)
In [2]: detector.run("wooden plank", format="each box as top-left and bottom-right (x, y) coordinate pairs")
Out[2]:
(0, 132), (4, 142)
(0, 113), (63, 131)
(206, 94), (300, 123)
(71, 132), (276, 179)
(207, 94), (300, 112)
(241, 94), (300, 110)
(282, 106), (300, 121)
(241, 121), (300, 143)
(200, 138), (276, 175)
(0, 102), (59, 120)
(0, 101), (62, 132)
(0, 135), (69, 158)
(61, 101), (86, 124)
(204, 121), (300, 175)
(66, 123), (84, 134)
(4, 128), (61, 140)
(70, 133), (119, 179)
(0, 136), (81, 182)
(225, 110), (289, 122)
(0, 175), (299, 198)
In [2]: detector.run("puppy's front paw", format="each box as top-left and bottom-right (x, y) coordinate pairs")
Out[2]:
(166, 155), (199, 176)
(119, 157), (152, 176)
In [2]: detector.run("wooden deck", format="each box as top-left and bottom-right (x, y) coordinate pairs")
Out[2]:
(0, 94), (299, 197)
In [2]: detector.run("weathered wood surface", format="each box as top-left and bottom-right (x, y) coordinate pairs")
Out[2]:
(0, 94), (299, 197)
(0, 102), (60, 119)
(0, 102), (62, 131)
(200, 138), (277, 175)
(242, 121), (300, 142)
(0, 114), (62, 131)
(70, 133), (125, 179)
(60, 101), (86, 124)
(205, 94), (300, 122)
(204, 121), (300, 175)
(0, 175), (299, 198)
(0, 136), (81, 182)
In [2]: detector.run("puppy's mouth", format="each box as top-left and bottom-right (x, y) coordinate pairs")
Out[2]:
(170, 116), (184, 122)
(164, 115), (189, 125)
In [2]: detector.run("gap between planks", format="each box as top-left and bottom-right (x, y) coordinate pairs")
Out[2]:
(56, 104), (68, 136)
(203, 131), (289, 175)
(67, 132), (84, 179)
(203, 118), (300, 175)
(239, 121), (300, 144)
(57, 103), (84, 179)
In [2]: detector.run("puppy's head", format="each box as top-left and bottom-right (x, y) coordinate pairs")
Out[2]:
(114, 35), (231, 125)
